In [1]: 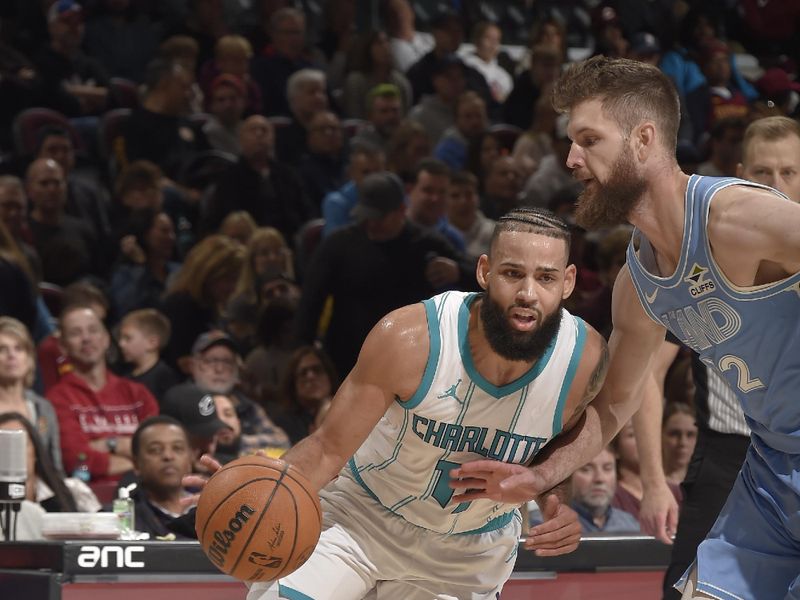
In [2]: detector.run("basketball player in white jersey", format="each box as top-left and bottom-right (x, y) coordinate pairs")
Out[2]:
(190, 206), (610, 599)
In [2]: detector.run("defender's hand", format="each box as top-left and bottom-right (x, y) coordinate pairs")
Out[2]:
(525, 494), (581, 556)
(449, 460), (543, 504)
(180, 454), (222, 507)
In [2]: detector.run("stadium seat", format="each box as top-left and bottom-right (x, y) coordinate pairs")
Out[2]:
(342, 118), (368, 139)
(97, 107), (132, 181)
(109, 77), (141, 109)
(12, 108), (83, 157)
(294, 217), (325, 279)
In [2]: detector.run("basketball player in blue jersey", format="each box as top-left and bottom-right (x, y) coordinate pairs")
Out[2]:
(454, 56), (800, 599)
(190, 206), (611, 599)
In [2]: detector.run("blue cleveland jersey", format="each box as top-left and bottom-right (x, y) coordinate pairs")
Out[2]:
(346, 291), (587, 535)
(626, 174), (800, 457)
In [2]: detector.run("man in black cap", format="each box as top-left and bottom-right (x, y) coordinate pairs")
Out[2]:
(161, 382), (232, 474)
(176, 330), (291, 454)
(295, 170), (477, 376)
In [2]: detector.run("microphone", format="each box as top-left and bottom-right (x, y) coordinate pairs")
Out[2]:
(0, 429), (27, 504)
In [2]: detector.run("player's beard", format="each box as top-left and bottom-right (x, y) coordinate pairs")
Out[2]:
(574, 143), (647, 230)
(479, 292), (562, 363)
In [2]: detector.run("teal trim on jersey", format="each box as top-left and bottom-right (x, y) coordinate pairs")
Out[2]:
(404, 298), (442, 410)
(457, 294), (556, 397)
(389, 495), (415, 511)
(374, 409), (410, 471)
(552, 317), (587, 437)
(348, 458), (385, 506)
(508, 385), (528, 433)
(278, 583), (314, 600)
(456, 510), (515, 535)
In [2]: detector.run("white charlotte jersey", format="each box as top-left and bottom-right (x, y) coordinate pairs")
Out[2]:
(347, 291), (588, 535)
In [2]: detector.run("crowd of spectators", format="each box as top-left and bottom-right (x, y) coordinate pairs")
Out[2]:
(0, 0), (799, 542)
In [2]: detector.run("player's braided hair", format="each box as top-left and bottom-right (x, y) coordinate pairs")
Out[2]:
(490, 207), (571, 254)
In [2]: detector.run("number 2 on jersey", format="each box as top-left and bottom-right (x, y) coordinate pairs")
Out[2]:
(719, 354), (765, 392)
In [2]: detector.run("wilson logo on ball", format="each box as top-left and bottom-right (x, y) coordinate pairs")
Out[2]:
(207, 504), (256, 567)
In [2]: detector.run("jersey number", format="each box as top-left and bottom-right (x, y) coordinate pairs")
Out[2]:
(718, 355), (765, 393)
(433, 459), (471, 514)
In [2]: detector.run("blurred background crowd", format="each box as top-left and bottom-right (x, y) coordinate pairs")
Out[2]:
(0, 0), (798, 548)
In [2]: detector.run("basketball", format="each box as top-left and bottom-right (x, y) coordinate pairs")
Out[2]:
(195, 455), (322, 582)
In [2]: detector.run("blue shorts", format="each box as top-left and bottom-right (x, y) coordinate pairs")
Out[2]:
(675, 437), (800, 599)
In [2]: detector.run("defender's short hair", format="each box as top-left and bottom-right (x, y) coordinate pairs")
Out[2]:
(553, 55), (681, 153)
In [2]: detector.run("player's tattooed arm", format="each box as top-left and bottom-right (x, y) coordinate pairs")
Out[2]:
(562, 339), (610, 434)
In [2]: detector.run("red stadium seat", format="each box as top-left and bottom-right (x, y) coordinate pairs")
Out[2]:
(109, 77), (141, 109)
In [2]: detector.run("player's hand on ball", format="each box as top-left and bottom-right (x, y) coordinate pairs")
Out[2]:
(525, 494), (581, 556)
(638, 482), (679, 545)
(449, 460), (542, 504)
(181, 454), (222, 508)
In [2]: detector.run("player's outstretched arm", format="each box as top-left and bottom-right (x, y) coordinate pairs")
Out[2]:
(278, 304), (429, 493)
(635, 341), (680, 544)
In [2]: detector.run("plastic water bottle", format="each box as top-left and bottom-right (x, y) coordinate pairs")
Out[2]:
(72, 452), (91, 483)
(113, 484), (136, 540)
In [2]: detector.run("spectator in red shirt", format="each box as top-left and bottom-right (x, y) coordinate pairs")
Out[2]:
(48, 305), (158, 483)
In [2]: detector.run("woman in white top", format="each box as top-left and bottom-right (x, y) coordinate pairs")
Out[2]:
(462, 22), (513, 103)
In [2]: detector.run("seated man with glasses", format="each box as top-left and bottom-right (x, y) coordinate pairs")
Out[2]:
(167, 331), (291, 455)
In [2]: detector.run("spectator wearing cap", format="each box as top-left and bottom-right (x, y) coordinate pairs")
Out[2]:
(128, 415), (194, 538)
(351, 84), (406, 153)
(48, 305), (159, 484)
(322, 142), (386, 237)
(183, 331), (290, 454)
(199, 34), (262, 115)
(757, 68), (800, 118)
(295, 171), (476, 375)
(200, 115), (315, 243)
(408, 55), (465, 145)
(627, 32), (661, 65)
(202, 74), (247, 155)
(161, 384), (231, 475)
(737, 116), (800, 203)
(32, 0), (110, 117)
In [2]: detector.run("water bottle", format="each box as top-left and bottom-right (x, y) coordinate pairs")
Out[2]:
(113, 484), (136, 540)
(72, 452), (91, 483)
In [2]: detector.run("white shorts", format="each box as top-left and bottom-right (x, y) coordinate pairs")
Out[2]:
(247, 472), (522, 600)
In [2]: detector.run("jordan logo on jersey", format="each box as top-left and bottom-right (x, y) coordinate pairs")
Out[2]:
(685, 263), (716, 298)
(437, 379), (463, 404)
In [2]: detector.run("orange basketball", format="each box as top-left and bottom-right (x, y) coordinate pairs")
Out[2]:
(195, 455), (322, 582)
